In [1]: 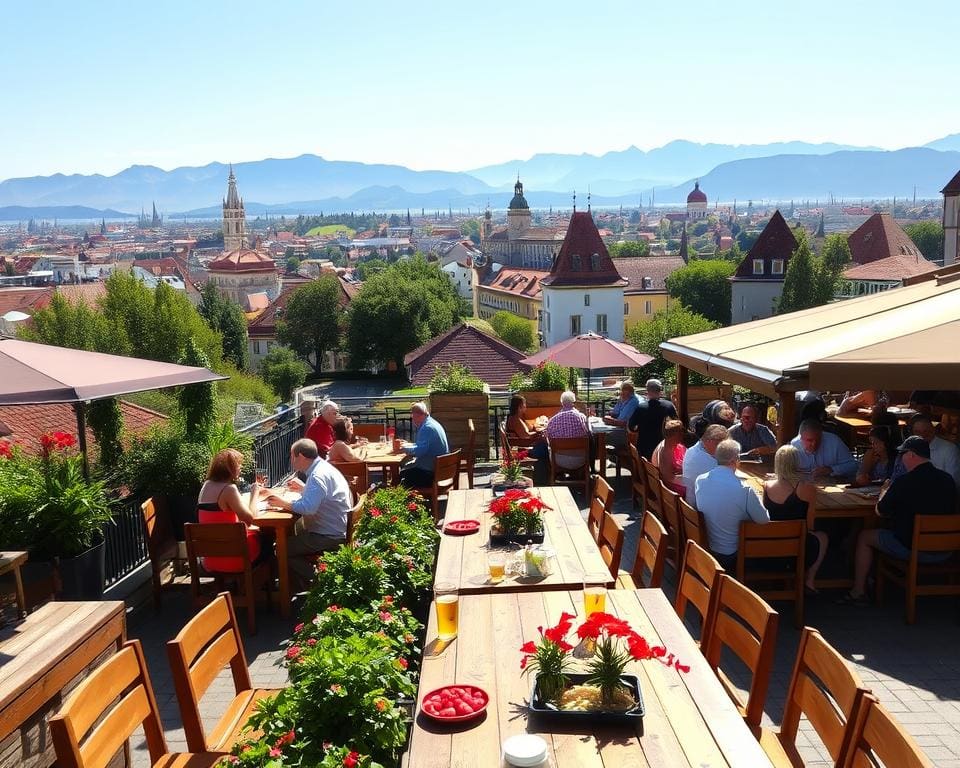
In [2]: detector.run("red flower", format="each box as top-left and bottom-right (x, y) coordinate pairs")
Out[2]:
(294, 622), (304, 633)
(343, 751), (360, 768)
(543, 612), (576, 644)
(520, 640), (537, 654)
(379, 610), (393, 622)
(276, 730), (295, 747)
(375, 698), (388, 712)
(328, 604), (340, 612)
(627, 633), (652, 660)
(370, 508), (383, 518)
(407, 502), (418, 511)
(318, 562), (328, 572)
(269, 747), (282, 757)
(0, 441), (12, 459)
(307, 638), (317, 646)
(285, 645), (302, 660)
(397, 657), (408, 669)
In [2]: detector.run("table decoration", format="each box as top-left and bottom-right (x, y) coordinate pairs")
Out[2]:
(488, 488), (549, 545)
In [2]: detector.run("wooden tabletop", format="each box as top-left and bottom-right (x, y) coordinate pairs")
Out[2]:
(437, 487), (613, 594)
(738, 463), (876, 520)
(362, 441), (407, 466)
(0, 552), (27, 573)
(406, 588), (774, 768)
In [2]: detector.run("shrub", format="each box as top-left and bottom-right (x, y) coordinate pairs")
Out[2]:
(301, 546), (393, 617)
(426, 362), (485, 393)
(510, 360), (571, 392)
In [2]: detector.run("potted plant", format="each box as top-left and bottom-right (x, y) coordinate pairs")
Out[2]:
(487, 488), (549, 545)
(510, 361), (572, 408)
(490, 448), (533, 492)
(426, 363), (489, 464)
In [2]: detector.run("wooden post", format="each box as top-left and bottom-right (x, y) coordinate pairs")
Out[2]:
(776, 391), (795, 446)
(677, 365), (689, 427)
(72, 402), (89, 480)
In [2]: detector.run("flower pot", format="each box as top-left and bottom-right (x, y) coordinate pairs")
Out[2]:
(528, 672), (645, 729)
(168, 493), (199, 540)
(19, 559), (57, 611)
(490, 473), (533, 493)
(489, 526), (544, 547)
(55, 537), (106, 601)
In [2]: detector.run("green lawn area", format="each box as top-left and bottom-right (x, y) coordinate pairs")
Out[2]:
(389, 386), (429, 397)
(305, 224), (356, 238)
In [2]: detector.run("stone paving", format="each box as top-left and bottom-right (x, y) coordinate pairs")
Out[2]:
(126, 467), (960, 766)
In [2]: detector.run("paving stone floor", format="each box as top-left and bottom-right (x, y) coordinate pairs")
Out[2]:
(126, 466), (960, 766)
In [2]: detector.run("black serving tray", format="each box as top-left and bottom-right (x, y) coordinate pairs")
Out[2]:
(528, 673), (644, 729)
(489, 530), (544, 547)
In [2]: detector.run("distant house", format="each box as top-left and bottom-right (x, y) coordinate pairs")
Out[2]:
(615, 255), (687, 326)
(730, 210), (798, 324)
(403, 323), (527, 389)
(943, 168), (960, 266)
(473, 265), (547, 331)
(840, 213), (934, 297)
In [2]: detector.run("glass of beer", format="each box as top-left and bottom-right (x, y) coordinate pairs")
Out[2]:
(487, 552), (506, 584)
(583, 573), (608, 616)
(434, 581), (459, 640)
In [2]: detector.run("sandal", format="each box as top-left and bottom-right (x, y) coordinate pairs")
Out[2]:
(835, 591), (869, 607)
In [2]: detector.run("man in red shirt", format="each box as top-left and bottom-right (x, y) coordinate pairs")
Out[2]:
(305, 400), (339, 458)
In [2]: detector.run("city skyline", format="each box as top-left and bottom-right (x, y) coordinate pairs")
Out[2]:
(2, 0), (958, 180)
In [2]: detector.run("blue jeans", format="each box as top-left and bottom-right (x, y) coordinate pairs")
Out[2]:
(876, 529), (952, 563)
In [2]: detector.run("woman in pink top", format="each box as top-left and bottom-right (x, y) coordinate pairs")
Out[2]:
(651, 419), (687, 498)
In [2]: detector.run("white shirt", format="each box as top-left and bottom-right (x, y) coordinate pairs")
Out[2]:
(682, 441), (717, 509)
(290, 457), (352, 538)
(930, 436), (960, 487)
(695, 465), (770, 556)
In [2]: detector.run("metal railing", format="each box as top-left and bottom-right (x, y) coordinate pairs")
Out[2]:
(103, 494), (149, 588)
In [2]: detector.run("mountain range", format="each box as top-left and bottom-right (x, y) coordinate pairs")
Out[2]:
(1, 134), (959, 218)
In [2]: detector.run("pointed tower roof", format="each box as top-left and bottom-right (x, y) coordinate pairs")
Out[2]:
(942, 168), (960, 195)
(733, 210), (798, 279)
(224, 164), (242, 209)
(847, 213), (922, 266)
(542, 211), (627, 287)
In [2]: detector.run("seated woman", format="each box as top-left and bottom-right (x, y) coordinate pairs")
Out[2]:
(762, 445), (829, 593)
(196, 449), (270, 573)
(651, 418), (687, 498)
(854, 426), (897, 486)
(505, 395), (548, 460)
(327, 417), (367, 463)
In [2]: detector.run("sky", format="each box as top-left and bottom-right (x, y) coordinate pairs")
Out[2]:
(1, 0), (958, 181)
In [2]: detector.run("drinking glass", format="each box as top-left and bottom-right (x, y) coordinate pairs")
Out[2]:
(487, 552), (506, 584)
(255, 467), (269, 486)
(583, 573), (608, 616)
(434, 581), (459, 640)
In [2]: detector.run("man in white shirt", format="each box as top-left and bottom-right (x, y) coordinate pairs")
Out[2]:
(911, 414), (960, 487)
(681, 424), (728, 507)
(694, 438), (770, 570)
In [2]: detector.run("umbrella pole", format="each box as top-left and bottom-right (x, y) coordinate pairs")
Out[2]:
(73, 402), (89, 480)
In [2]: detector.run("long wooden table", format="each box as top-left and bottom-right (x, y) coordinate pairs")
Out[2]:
(362, 441), (406, 485)
(405, 588), (774, 767)
(437, 487), (613, 594)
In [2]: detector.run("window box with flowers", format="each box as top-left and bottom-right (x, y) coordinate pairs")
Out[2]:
(510, 361), (574, 409)
(487, 488), (550, 546)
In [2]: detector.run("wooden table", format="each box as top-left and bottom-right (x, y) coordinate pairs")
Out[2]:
(437, 487), (613, 594)
(362, 441), (406, 485)
(0, 553), (27, 620)
(0, 601), (125, 767)
(254, 509), (296, 618)
(405, 588), (774, 767)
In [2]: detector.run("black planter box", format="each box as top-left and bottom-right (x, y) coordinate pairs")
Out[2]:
(528, 673), (644, 730)
(489, 529), (545, 547)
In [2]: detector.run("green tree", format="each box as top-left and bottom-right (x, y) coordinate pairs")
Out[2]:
(460, 218), (481, 244)
(286, 256), (301, 274)
(489, 310), (537, 352)
(355, 258), (388, 281)
(904, 221), (944, 262)
(625, 303), (718, 385)
(778, 230), (842, 313)
(177, 338), (217, 438)
(665, 259), (734, 325)
(198, 282), (248, 370)
(87, 397), (124, 471)
(608, 240), (650, 258)
(821, 233), (852, 273)
(259, 347), (310, 402)
(276, 276), (344, 375)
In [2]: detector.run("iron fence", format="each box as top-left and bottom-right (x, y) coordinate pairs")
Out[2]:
(103, 494), (149, 587)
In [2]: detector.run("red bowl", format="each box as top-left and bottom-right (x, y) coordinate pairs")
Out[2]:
(420, 685), (489, 723)
(443, 519), (481, 535)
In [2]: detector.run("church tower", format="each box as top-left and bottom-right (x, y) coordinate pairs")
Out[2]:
(507, 177), (531, 243)
(222, 164), (247, 252)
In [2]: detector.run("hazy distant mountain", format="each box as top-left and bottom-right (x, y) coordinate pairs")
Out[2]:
(0, 155), (495, 213)
(0, 205), (134, 222)
(467, 140), (883, 190)
(925, 133), (960, 153)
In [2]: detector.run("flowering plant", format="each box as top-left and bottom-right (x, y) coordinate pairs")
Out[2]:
(488, 488), (550, 537)
(520, 612), (576, 703)
(498, 448), (530, 483)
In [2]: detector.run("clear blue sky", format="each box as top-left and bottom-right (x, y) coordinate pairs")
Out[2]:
(2, 0), (957, 180)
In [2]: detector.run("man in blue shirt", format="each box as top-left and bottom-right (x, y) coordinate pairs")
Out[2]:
(681, 424), (728, 507)
(728, 404), (777, 456)
(790, 419), (857, 479)
(602, 380), (640, 450)
(399, 402), (450, 488)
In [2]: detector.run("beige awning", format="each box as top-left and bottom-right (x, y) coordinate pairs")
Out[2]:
(660, 268), (960, 397)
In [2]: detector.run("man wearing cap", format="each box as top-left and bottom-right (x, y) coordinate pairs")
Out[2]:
(840, 435), (957, 605)
(628, 378), (678, 460)
(602, 380), (640, 451)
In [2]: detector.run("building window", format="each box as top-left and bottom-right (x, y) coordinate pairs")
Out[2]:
(772, 259), (784, 275)
(572, 254), (582, 270)
(591, 253), (600, 271)
(644, 300), (652, 314)
(546, 312), (551, 332)
(253, 341), (261, 355)
(596, 313), (607, 334)
(570, 315), (581, 335)
(752, 259), (764, 275)
(584, 294), (590, 307)
(624, 302), (629, 315)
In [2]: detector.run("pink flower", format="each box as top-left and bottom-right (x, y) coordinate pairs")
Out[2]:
(285, 645), (302, 660)
(307, 638), (317, 646)
(318, 562), (328, 572)
(294, 623), (304, 633)
(370, 507), (383, 518)
(269, 747), (282, 757)
(379, 610), (393, 622)
(329, 683), (344, 694)
(328, 604), (340, 612)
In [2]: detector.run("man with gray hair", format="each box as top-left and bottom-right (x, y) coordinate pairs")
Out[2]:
(546, 390), (590, 469)
(790, 418), (857, 478)
(398, 402), (449, 487)
(603, 380), (640, 450)
(681, 423), (728, 506)
(694, 438), (770, 570)
(305, 400), (340, 458)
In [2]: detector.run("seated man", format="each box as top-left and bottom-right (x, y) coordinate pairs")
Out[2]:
(728, 404), (777, 457)
(546, 390), (589, 469)
(602, 380), (640, 451)
(694, 438), (770, 571)
(790, 418), (857, 479)
(267, 438), (353, 588)
(681, 424), (728, 508)
(305, 400), (340, 459)
(399, 402), (450, 488)
(911, 413), (960, 488)
(840, 436), (958, 605)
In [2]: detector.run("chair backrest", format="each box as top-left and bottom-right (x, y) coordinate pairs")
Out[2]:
(640, 457), (662, 516)
(50, 639), (168, 768)
(679, 496), (708, 550)
(780, 627), (866, 762)
(628, 443), (646, 499)
(674, 540), (723, 642)
(632, 510), (668, 588)
(352, 423), (386, 442)
(463, 418), (476, 463)
(166, 593), (251, 752)
(141, 496), (175, 558)
(739, 519), (806, 562)
(331, 460), (369, 504)
(703, 574), (779, 730)
(658, 480), (682, 557)
(499, 421), (514, 461)
(914, 514), (960, 553)
(597, 510), (625, 577)
(588, 476), (615, 538)
(184, 522), (251, 595)
(347, 492), (367, 545)
(548, 436), (591, 472)
(840, 691), (933, 768)
(434, 450), (462, 491)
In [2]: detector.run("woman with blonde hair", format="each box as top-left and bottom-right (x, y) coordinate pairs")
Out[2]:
(651, 418), (687, 497)
(762, 445), (828, 592)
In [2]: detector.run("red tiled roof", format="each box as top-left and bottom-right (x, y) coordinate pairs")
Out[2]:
(942, 169), (960, 195)
(480, 267), (549, 299)
(732, 211), (798, 279)
(132, 257), (180, 276)
(843, 252), (934, 281)
(208, 249), (277, 272)
(486, 229), (509, 241)
(403, 323), (526, 388)
(249, 277), (357, 338)
(0, 400), (167, 456)
(37, 282), (107, 309)
(542, 212), (627, 288)
(847, 213), (922, 265)
(0, 288), (48, 316)
(614, 256), (687, 293)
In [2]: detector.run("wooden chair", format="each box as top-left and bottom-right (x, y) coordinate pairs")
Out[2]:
(414, 449), (461, 522)
(838, 691), (933, 768)
(499, 422), (537, 480)
(49, 639), (221, 768)
(640, 456), (662, 522)
(587, 475), (615, 540)
(618, 510), (667, 589)
(458, 418), (477, 489)
(331, 460), (369, 505)
(597, 510), (625, 578)
(184, 522), (272, 634)
(658, 481), (683, 573)
(674, 540), (724, 648)
(703, 574), (779, 733)
(876, 513), (960, 624)
(352, 423), (387, 442)
(548, 436), (592, 498)
(613, 428), (638, 479)
(758, 627), (866, 766)
(141, 496), (182, 608)
(628, 443), (646, 512)
(737, 520), (806, 628)
(167, 593), (283, 754)
(346, 492), (367, 545)
(679, 496), (708, 553)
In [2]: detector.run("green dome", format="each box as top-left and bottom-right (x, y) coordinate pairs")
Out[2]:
(509, 179), (529, 210)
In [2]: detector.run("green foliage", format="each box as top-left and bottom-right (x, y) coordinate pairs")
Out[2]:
(303, 546), (393, 616)
(664, 260), (734, 325)
(354, 258), (388, 281)
(736, 229), (759, 252)
(509, 360), (571, 392)
(821, 233), (852, 273)
(609, 240), (651, 258)
(285, 255), (301, 274)
(198, 282), (248, 370)
(426, 362), (485, 393)
(779, 231), (843, 314)
(204, 420), (254, 458)
(460, 218), (481, 244)
(294, 598), (422, 663)
(86, 398), (124, 471)
(904, 220), (944, 262)
(259, 347), (310, 402)
(489, 310), (537, 353)
(215, 363), (280, 417)
(276, 276), (344, 375)
(177, 338), (217, 438)
(121, 423), (212, 498)
(625, 304), (718, 385)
